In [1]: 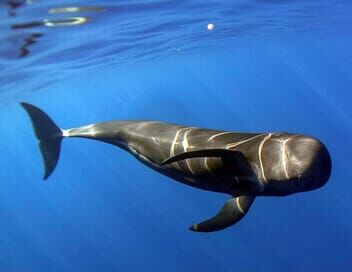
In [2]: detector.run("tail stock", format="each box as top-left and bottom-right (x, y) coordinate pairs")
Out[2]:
(21, 102), (63, 180)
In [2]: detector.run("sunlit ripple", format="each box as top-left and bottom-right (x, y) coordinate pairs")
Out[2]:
(1, 0), (351, 100)
(43, 17), (90, 27)
(48, 6), (105, 14)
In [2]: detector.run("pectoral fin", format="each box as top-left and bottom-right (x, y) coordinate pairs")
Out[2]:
(190, 195), (255, 232)
(162, 149), (260, 192)
(161, 149), (244, 165)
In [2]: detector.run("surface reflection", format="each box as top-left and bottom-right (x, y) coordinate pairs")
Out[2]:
(6, 0), (26, 16)
(48, 6), (105, 14)
(2, 0), (350, 65)
(19, 33), (43, 58)
(11, 17), (90, 29)
(6, 2), (104, 58)
(11, 21), (42, 29)
(43, 17), (90, 27)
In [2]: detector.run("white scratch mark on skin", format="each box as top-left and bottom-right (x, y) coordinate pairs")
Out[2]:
(151, 136), (159, 145)
(205, 132), (233, 174)
(182, 132), (189, 150)
(204, 131), (233, 174)
(208, 131), (233, 141)
(170, 127), (188, 171)
(182, 128), (196, 174)
(258, 133), (272, 183)
(226, 134), (265, 149)
(170, 128), (182, 157)
(236, 197), (245, 214)
(204, 157), (211, 173)
(184, 176), (196, 183)
(282, 138), (290, 179)
(205, 133), (265, 175)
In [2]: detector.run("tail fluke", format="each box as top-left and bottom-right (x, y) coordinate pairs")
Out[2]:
(21, 102), (63, 180)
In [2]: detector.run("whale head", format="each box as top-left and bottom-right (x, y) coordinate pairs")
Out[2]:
(261, 133), (332, 196)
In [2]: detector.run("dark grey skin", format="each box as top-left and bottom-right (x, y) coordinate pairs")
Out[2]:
(21, 103), (332, 232)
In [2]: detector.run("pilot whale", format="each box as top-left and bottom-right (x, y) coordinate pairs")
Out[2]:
(21, 102), (332, 232)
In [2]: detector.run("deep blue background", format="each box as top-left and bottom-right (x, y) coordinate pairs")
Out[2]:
(1, 1), (352, 271)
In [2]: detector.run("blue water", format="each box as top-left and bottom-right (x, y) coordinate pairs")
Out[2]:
(1, 1), (351, 271)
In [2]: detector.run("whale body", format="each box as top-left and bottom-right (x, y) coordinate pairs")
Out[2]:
(21, 102), (332, 232)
